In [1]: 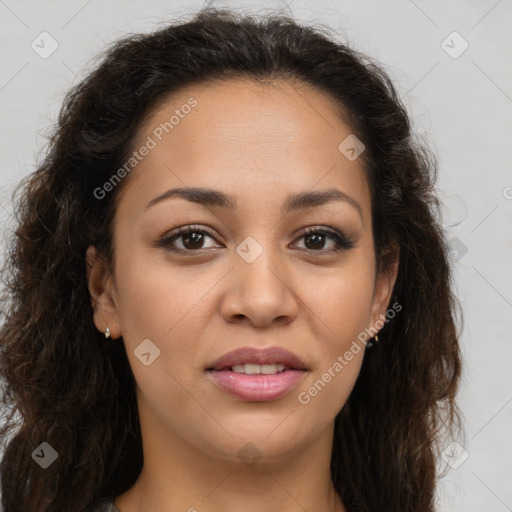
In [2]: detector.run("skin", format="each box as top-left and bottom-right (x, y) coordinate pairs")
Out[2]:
(87, 78), (399, 512)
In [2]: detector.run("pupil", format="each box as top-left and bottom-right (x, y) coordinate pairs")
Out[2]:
(184, 232), (203, 249)
(306, 233), (324, 249)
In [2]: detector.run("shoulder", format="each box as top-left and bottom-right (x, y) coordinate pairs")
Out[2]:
(81, 497), (120, 512)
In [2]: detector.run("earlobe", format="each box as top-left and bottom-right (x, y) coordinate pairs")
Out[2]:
(85, 245), (121, 339)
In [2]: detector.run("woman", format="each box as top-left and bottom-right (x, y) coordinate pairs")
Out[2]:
(0, 7), (462, 512)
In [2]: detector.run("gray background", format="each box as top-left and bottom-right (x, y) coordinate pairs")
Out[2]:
(1, 1), (511, 510)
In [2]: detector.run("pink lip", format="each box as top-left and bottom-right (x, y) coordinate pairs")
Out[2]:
(207, 369), (306, 402)
(205, 346), (308, 402)
(207, 346), (307, 371)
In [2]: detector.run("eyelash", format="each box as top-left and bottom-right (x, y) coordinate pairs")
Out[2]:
(157, 224), (355, 254)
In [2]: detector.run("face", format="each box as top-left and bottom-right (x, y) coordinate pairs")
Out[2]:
(87, 78), (398, 467)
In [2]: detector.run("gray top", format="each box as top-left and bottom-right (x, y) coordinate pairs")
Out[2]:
(85, 498), (120, 512)
(103, 502), (120, 512)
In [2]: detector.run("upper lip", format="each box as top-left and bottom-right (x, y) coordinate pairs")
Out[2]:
(207, 346), (308, 371)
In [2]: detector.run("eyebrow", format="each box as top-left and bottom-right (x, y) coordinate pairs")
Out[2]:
(144, 186), (363, 222)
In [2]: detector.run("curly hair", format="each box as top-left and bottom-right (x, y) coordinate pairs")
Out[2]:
(0, 7), (462, 512)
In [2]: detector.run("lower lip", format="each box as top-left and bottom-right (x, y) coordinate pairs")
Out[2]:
(206, 369), (307, 402)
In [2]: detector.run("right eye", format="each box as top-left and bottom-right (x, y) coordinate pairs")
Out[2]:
(157, 225), (221, 252)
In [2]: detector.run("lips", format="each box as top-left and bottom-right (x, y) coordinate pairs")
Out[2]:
(206, 346), (309, 401)
(207, 346), (308, 372)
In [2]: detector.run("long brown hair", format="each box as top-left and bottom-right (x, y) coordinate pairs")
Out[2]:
(0, 7), (462, 511)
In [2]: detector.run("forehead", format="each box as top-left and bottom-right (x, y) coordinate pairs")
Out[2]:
(118, 77), (371, 218)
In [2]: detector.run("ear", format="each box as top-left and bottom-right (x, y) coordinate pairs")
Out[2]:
(369, 244), (400, 334)
(85, 245), (122, 339)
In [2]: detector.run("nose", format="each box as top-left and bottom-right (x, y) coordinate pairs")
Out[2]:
(220, 244), (299, 328)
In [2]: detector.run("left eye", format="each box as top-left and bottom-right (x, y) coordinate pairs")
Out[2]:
(295, 227), (355, 252)
(157, 225), (355, 253)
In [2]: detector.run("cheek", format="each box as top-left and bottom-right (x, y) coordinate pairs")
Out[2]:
(296, 256), (375, 402)
(114, 250), (215, 341)
(304, 257), (376, 343)
(112, 253), (214, 418)
(113, 250), (235, 407)
(294, 278), (372, 418)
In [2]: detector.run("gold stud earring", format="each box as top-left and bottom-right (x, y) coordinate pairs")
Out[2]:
(374, 334), (379, 343)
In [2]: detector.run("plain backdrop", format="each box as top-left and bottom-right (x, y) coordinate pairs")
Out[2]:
(1, 1), (511, 510)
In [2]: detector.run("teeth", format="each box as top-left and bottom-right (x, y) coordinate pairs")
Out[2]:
(231, 363), (286, 375)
